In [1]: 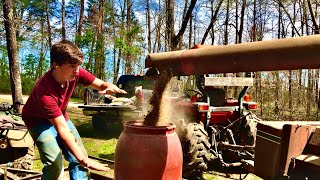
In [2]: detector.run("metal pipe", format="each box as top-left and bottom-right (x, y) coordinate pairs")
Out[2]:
(146, 35), (320, 75)
(88, 155), (115, 164)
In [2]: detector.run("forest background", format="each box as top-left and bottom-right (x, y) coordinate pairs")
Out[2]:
(1, 0), (320, 122)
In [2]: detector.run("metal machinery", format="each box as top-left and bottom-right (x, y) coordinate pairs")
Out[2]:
(145, 35), (320, 179)
(79, 74), (155, 131)
(0, 102), (39, 179)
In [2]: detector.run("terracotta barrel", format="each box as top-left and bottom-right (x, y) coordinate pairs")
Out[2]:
(114, 120), (182, 180)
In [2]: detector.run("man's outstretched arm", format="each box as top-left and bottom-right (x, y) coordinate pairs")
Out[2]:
(89, 78), (127, 95)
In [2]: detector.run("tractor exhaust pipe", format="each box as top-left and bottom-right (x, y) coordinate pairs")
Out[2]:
(145, 35), (320, 75)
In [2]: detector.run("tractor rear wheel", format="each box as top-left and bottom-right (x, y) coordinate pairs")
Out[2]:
(0, 145), (34, 170)
(239, 113), (257, 146)
(181, 122), (211, 178)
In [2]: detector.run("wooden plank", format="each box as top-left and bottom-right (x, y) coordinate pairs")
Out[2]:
(90, 172), (113, 180)
(204, 77), (254, 86)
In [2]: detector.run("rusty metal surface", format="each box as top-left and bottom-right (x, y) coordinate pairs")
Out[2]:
(0, 167), (42, 180)
(277, 125), (313, 176)
(254, 123), (282, 179)
(0, 115), (27, 130)
(146, 35), (320, 75)
(255, 122), (320, 179)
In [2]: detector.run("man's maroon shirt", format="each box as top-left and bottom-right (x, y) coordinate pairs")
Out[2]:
(22, 67), (95, 129)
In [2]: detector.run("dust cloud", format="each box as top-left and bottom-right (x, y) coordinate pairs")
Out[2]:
(143, 70), (191, 135)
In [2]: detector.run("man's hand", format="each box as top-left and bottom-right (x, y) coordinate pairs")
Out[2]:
(80, 157), (110, 171)
(98, 83), (127, 95)
(90, 78), (127, 95)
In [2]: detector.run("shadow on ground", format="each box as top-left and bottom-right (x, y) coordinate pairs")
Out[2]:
(67, 107), (124, 140)
(204, 160), (259, 180)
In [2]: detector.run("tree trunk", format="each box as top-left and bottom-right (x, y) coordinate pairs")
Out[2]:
(172, 0), (197, 50)
(94, 0), (105, 79)
(303, 0), (310, 35)
(235, 0), (238, 43)
(125, 0), (133, 74)
(61, 0), (66, 39)
(289, 1), (297, 120)
(307, 0), (320, 34)
(155, 8), (162, 53)
(289, 70), (293, 119)
(146, 0), (151, 53)
(38, 19), (45, 79)
(210, 0), (215, 45)
(223, 0), (230, 95)
(252, 0), (256, 41)
(274, 4), (282, 119)
(112, 0), (118, 84)
(201, 0), (223, 44)
(154, 0), (162, 52)
(188, 13), (192, 48)
(166, 0), (174, 50)
(76, 0), (85, 46)
(3, 0), (24, 107)
(278, 0), (301, 36)
(307, 70), (312, 115)
(46, 0), (52, 47)
(86, 34), (96, 73)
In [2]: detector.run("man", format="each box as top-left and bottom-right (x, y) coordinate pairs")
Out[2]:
(22, 39), (126, 179)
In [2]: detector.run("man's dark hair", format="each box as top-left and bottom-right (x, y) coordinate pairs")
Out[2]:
(50, 39), (84, 67)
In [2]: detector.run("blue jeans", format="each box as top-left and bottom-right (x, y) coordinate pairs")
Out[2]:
(29, 120), (89, 180)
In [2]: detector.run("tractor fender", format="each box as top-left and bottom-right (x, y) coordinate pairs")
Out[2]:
(7, 130), (34, 148)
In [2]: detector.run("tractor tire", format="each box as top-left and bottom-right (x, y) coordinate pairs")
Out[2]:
(240, 113), (257, 146)
(181, 122), (211, 179)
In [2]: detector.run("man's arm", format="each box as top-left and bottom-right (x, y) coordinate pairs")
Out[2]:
(89, 78), (127, 94)
(49, 115), (109, 171)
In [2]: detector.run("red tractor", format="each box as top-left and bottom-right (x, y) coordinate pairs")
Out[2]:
(145, 35), (320, 179)
(169, 73), (259, 178)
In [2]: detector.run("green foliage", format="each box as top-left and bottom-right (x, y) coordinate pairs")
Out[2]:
(20, 53), (50, 94)
(78, 29), (95, 50)
(0, 47), (11, 94)
(115, 22), (144, 67)
(22, 54), (37, 78)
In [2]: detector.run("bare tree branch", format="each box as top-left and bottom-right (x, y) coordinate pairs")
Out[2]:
(201, 0), (224, 44)
(277, 0), (301, 36)
(171, 0), (197, 50)
(307, 0), (319, 34)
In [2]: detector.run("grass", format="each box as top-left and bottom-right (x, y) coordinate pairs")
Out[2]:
(70, 97), (84, 103)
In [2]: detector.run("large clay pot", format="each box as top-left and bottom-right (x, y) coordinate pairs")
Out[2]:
(114, 120), (182, 180)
